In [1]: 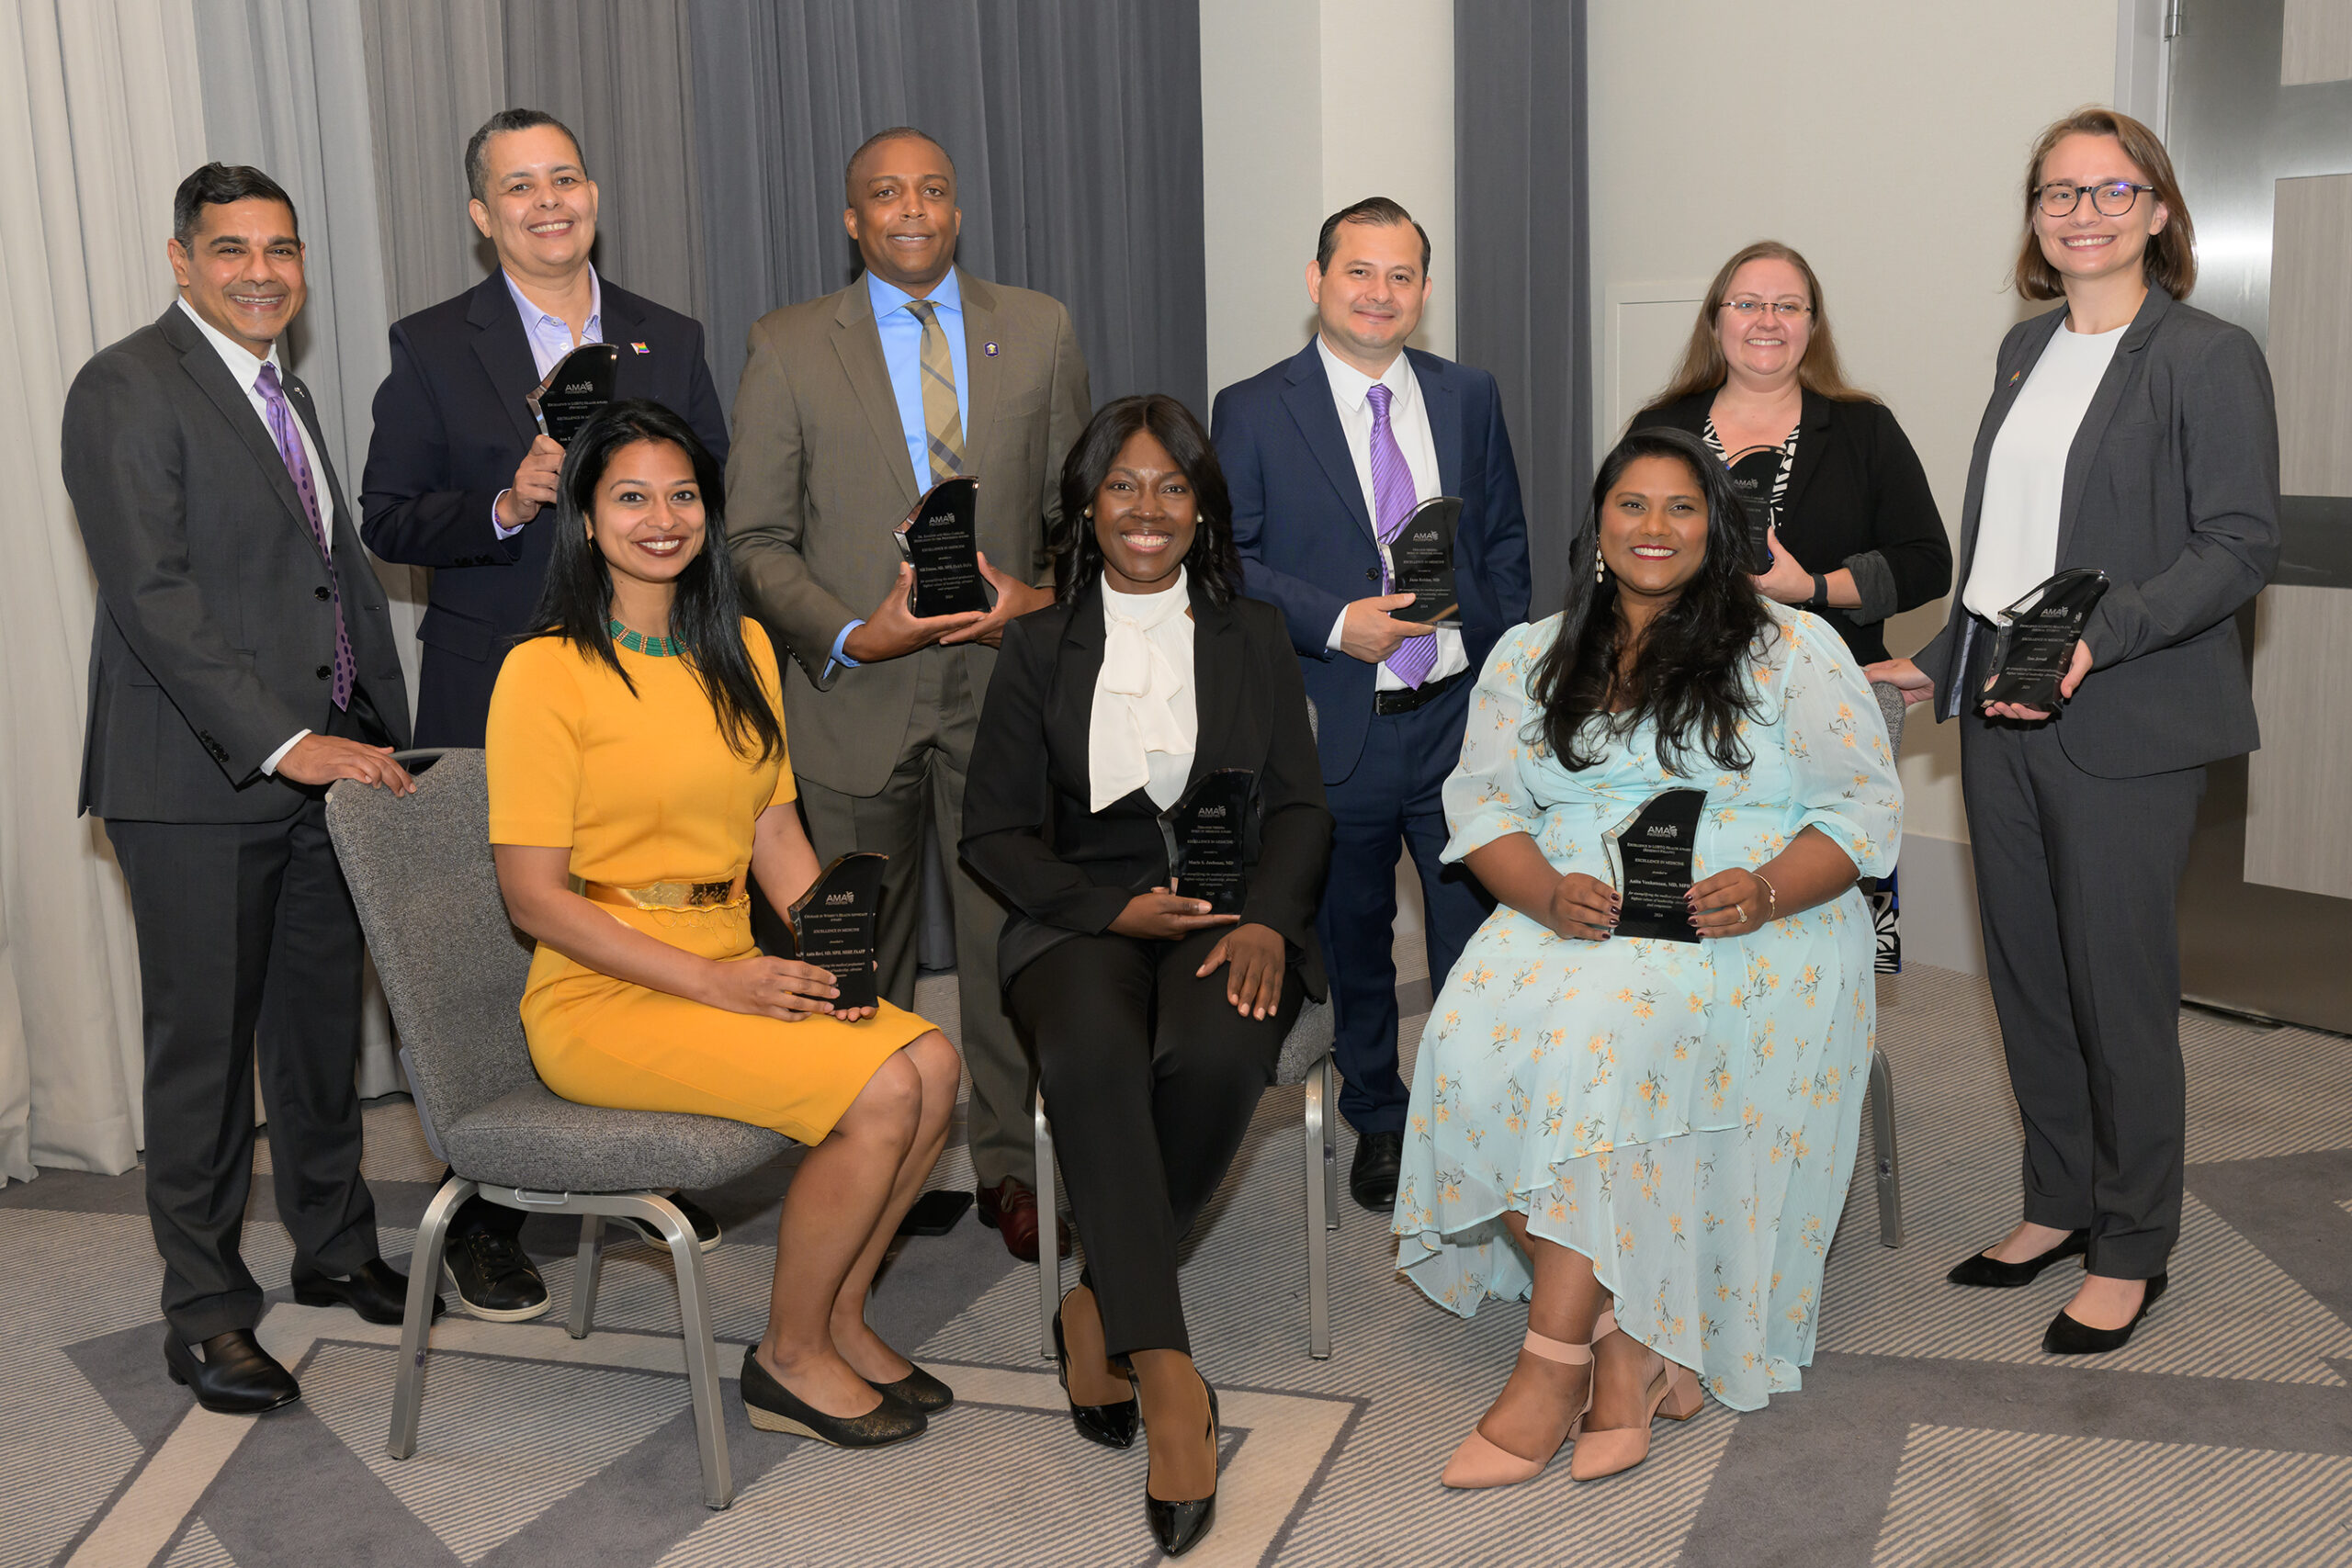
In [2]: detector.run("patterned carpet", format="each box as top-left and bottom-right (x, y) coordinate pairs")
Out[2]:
(5, 951), (2350, 1568)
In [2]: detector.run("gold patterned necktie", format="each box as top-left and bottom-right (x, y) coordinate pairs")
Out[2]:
(904, 299), (965, 483)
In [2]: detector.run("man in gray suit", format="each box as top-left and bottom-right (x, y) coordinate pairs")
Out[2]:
(729, 128), (1090, 1261)
(65, 164), (437, 1414)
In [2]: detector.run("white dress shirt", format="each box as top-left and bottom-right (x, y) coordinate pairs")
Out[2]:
(1091, 569), (1197, 811)
(492, 265), (605, 540)
(1963, 320), (2127, 621)
(1314, 335), (1467, 689)
(175, 298), (334, 775)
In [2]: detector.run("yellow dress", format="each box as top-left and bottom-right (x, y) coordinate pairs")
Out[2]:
(486, 619), (931, 1143)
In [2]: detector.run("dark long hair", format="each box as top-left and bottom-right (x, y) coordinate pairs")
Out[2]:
(524, 399), (784, 762)
(1052, 395), (1244, 606)
(1527, 427), (1774, 775)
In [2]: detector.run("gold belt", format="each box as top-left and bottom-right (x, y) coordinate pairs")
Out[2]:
(578, 873), (748, 911)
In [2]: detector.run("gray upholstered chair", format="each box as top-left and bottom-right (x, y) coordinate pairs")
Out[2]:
(325, 748), (789, 1510)
(1867, 681), (1909, 1248)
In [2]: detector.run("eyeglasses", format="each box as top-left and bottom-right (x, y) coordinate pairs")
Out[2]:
(2036, 180), (2156, 219)
(1719, 299), (1812, 320)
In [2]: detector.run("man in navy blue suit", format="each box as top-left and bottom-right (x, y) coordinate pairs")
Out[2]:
(359, 108), (729, 1318)
(1211, 198), (1530, 1211)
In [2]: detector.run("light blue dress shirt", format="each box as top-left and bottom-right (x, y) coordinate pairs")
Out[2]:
(832, 268), (975, 671)
(492, 266), (604, 539)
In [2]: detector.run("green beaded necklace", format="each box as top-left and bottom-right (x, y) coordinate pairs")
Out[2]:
(608, 618), (682, 658)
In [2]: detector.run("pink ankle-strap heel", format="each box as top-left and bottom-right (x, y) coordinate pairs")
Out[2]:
(1569, 1319), (1703, 1483)
(1439, 1311), (1614, 1490)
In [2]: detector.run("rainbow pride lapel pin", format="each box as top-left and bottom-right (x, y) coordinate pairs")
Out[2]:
(631, 342), (650, 355)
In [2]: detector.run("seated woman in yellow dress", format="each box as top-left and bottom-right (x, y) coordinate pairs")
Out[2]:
(485, 400), (960, 1451)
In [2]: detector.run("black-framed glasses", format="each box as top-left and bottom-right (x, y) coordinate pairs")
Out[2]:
(1719, 299), (1812, 320)
(2036, 180), (2155, 218)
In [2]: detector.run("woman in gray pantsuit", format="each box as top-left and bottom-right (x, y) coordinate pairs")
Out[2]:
(1873, 108), (2278, 1354)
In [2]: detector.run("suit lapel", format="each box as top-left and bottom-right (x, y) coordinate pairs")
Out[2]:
(1056, 583), (1109, 798)
(831, 280), (922, 511)
(1411, 349), (1464, 498)
(1280, 344), (1376, 545)
(467, 275), (546, 452)
(956, 268), (1001, 482)
(1954, 307), (2066, 587)
(1780, 388), (1834, 515)
(1185, 585), (1240, 788)
(2055, 286), (2170, 566)
(604, 285), (652, 397)
(163, 307), (316, 547)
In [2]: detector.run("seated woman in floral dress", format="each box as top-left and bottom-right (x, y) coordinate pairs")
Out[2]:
(1394, 426), (1901, 1489)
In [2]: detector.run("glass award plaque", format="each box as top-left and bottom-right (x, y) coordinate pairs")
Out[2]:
(1723, 444), (1780, 572)
(788, 852), (888, 1010)
(526, 343), (620, 444)
(1157, 769), (1254, 917)
(1601, 787), (1709, 943)
(1389, 496), (1464, 626)
(1982, 569), (2109, 710)
(892, 476), (992, 618)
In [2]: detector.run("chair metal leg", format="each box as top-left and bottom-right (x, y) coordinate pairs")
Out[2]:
(1870, 1047), (1905, 1248)
(1303, 1054), (1331, 1359)
(1320, 1054), (1340, 1231)
(389, 1176), (472, 1459)
(568, 1213), (604, 1339)
(627, 1194), (734, 1509)
(1035, 1089), (1059, 1360)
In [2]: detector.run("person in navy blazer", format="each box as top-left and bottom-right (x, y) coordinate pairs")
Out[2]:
(360, 109), (728, 754)
(358, 109), (728, 1320)
(1211, 198), (1531, 1210)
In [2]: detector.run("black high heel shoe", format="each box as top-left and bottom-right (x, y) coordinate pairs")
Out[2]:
(1946, 1227), (2088, 1288)
(1146, 1373), (1219, 1558)
(2042, 1273), (2167, 1356)
(1053, 1289), (1138, 1449)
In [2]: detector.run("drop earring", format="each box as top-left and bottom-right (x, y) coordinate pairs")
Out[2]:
(1595, 551), (1607, 586)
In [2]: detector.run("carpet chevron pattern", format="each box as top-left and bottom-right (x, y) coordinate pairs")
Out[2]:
(4, 955), (2348, 1567)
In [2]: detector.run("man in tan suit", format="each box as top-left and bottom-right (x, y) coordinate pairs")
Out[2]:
(729, 128), (1089, 1261)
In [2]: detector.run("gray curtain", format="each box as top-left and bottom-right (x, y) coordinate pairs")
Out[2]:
(688, 0), (1207, 419)
(1455, 0), (1591, 618)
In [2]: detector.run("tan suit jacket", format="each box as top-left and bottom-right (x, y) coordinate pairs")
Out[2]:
(728, 267), (1091, 795)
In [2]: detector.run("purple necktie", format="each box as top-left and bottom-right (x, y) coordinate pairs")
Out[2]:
(256, 363), (353, 711)
(1366, 382), (1437, 689)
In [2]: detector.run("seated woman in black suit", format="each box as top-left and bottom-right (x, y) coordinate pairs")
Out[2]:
(962, 394), (1331, 1558)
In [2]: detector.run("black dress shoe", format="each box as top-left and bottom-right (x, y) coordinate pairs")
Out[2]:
(866, 1362), (955, 1413)
(1053, 1292), (1138, 1449)
(618, 1194), (722, 1253)
(1349, 1130), (1404, 1211)
(164, 1328), (299, 1414)
(1146, 1374), (1219, 1557)
(293, 1257), (444, 1325)
(1946, 1228), (2089, 1288)
(739, 1347), (925, 1447)
(2042, 1273), (2168, 1356)
(442, 1229), (550, 1322)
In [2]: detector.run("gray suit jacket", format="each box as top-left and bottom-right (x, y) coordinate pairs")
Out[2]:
(66, 306), (413, 823)
(1917, 287), (2278, 778)
(726, 267), (1090, 796)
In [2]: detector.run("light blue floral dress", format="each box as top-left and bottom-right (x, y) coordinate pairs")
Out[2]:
(1392, 605), (1901, 1412)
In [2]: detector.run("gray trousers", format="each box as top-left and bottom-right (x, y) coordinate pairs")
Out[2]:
(1959, 660), (2206, 1280)
(795, 645), (1029, 1191)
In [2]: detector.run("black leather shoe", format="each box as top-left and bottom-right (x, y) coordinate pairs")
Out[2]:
(164, 1328), (299, 1414)
(1946, 1228), (2089, 1288)
(293, 1257), (444, 1325)
(1053, 1291), (1138, 1449)
(2042, 1273), (2168, 1356)
(1146, 1375), (1219, 1557)
(739, 1346), (925, 1447)
(442, 1229), (551, 1321)
(866, 1362), (955, 1413)
(618, 1194), (722, 1253)
(1349, 1130), (1404, 1211)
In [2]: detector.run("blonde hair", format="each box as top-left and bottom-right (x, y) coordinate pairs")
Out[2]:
(2015, 107), (2196, 300)
(1644, 241), (1880, 412)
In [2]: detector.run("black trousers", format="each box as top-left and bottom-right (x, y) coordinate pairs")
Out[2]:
(1011, 926), (1304, 1358)
(1960, 637), (2206, 1280)
(105, 700), (386, 1342)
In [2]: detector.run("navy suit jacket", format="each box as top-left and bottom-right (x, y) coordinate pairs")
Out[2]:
(1211, 341), (1532, 783)
(358, 272), (729, 745)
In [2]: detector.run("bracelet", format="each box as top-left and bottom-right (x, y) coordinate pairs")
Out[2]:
(1752, 870), (1780, 923)
(1809, 573), (1829, 607)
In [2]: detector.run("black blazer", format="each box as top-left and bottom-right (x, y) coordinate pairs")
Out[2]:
(357, 272), (729, 744)
(1917, 287), (2278, 777)
(960, 578), (1333, 997)
(65, 308), (413, 823)
(1632, 388), (1950, 663)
